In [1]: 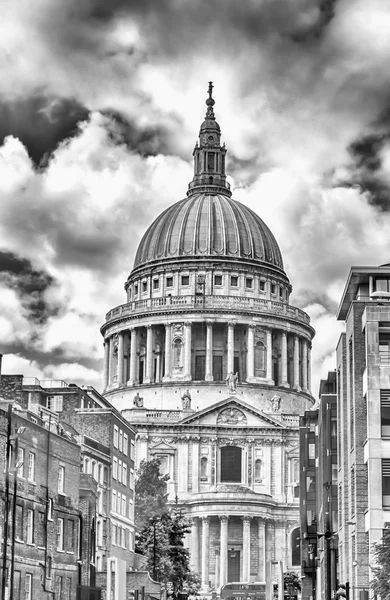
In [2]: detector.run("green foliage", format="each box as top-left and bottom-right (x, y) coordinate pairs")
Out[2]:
(371, 522), (390, 599)
(134, 460), (201, 597)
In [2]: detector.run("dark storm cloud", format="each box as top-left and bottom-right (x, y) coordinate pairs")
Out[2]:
(0, 251), (60, 324)
(343, 131), (390, 210)
(101, 109), (172, 156)
(0, 94), (90, 165)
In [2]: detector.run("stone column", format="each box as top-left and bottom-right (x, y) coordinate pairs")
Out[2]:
(191, 518), (200, 573)
(293, 335), (300, 390)
(144, 325), (153, 384)
(219, 516), (229, 588)
(155, 352), (161, 383)
(103, 338), (110, 390)
(307, 344), (311, 393)
(227, 322), (235, 374)
(118, 332), (124, 386)
(201, 517), (210, 590)
(247, 325), (255, 382)
(163, 323), (172, 381)
(302, 339), (308, 392)
(280, 331), (289, 387)
(258, 519), (266, 582)
(205, 321), (214, 381)
(242, 516), (252, 582)
(266, 329), (274, 383)
(128, 328), (137, 385)
(109, 335), (115, 386)
(184, 321), (192, 380)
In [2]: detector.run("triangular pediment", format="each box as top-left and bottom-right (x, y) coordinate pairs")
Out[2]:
(179, 396), (286, 429)
(150, 440), (176, 452)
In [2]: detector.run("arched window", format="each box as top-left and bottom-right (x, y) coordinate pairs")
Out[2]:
(91, 461), (96, 480)
(220, 446), (242, 483)
(98, 464), (102, 484)
(255, 341), (266, 376)
(254, 459), (263, 482)
(291, 528), (300, 566)
(173, 339), (183, 369)
(200, 457), (208, 479)
(84, 458), (89, 473)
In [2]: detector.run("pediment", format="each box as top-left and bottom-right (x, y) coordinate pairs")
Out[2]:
(150, 440), (176, 452)
(179, 397), (286, 429)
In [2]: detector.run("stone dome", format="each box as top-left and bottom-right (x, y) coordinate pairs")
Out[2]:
(133, 192), (284, 271)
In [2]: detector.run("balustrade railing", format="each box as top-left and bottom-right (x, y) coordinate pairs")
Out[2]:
(105, 295), (310, 324)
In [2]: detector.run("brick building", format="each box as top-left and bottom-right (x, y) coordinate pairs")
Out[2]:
(299, 373), (338, 600)
(335, 264), (390, 598)
(0, 373), (136, 600)
(0, 401), (99, 600)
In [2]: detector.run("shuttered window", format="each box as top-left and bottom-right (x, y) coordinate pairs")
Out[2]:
(382, 459), (390, 507)
(381, 390), (390, 437)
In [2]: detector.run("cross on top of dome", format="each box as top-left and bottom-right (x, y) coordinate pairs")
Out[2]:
(205, 81), (215, 118)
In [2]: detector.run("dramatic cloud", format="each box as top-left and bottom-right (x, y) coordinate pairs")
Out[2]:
(1, 0), (390, 394)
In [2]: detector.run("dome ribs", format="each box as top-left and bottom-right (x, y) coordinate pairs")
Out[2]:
(132, 194), (284, 272)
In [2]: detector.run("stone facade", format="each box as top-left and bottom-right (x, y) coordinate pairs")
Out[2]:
(102, 84), (315, 591)
(336, 265), (390, 597)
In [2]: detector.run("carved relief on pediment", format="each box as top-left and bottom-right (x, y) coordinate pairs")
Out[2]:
(217, 407), (247, 425)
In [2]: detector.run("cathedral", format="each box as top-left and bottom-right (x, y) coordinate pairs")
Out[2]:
(101, 83), (315, 590)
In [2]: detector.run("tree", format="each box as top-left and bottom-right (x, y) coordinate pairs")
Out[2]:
(371, 522), (390, 599)
(134, 460), (200, 597)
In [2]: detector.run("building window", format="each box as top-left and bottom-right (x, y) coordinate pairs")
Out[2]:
(130, 441), (135, 460)
(208, 152), (215, 170)
(27, 452), (35, 481)
(122, 495), (126, 517)
(58, 466), (65, 495)
(119, 430), (123, 452)
(166, 276), (173, 288)
(142, 281), (147, 293)
(65, 577), (71, 600)
(214, 274), (223, 286)
(15, 505), (23, 540)
(279, 287), (284, 299)
(27, 509), (34, 544)
(153, 278), (159, 290)
(381, 390), (390, 436)
(47, 395), (63, 412)
(134, 284), (138, 297)
(118, 460), (122, 483)
(17, 447), (24, 478)
(220, 446), (242, 483)
(113, 456), (118, 481)
(123, 433), (128, 456)
(259, 280), (265, 292)
(376, 278), (390, 293)
(383, 459), (390, 507)
(57, 517), (64, 551)
(122, 464), (127, 486)
(271, 283), (276, 295)
(112, 490), (117, 513)
(112, 524), (117, 545)
(230, 276), (238, 287)
(25, 573), (32, 600)
(48, 498), (53, 521)
(181, 275), (190, 286)
(291, 528), (300, 566)
(113, 425), (119, 448)
(245, 277), (253, 289)
(67, 520), (75, 552)
(55, 576), (62, 600)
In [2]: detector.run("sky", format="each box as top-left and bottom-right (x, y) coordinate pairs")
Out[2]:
(1, 0), (390, 396)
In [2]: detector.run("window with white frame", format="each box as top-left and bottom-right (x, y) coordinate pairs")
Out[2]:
(57, 517), (64, 551)
(122, 464), (127, 486)
(17, 447), (24, 477)
(25, 573), (32, 600)
(58, 466), (65, 494)
(118, 460), (122, 483)
(130, 440), (135, 460)
(119, 430), (123, 453)
(55, 575), (62, 599)
(112, 490), (117, 513)
(27, 452), (35, 481)
(123, 434), (128, 456)
(113, 426), (119, 448)
(27, 509), (34, 544)
(46, 395), (63, 412)
(113, 457), (118, 480)
(122, 494), (126, 516)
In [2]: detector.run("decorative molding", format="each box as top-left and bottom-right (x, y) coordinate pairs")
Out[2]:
(217, 407), (247, 425)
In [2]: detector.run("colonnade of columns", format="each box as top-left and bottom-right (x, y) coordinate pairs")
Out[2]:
(103, 321), (311, 392)
(191, 515), (278, 589)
